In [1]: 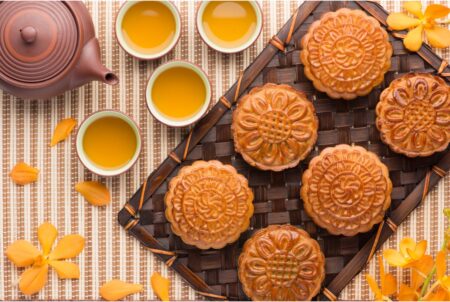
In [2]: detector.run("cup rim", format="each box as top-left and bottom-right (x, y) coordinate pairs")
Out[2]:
(76, 110), (142, 177)
(145, 60), (212, 128)
(115, 0), (181, 60)
(196, 1), (263, 54)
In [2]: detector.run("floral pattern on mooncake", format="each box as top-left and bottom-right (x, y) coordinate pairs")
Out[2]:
(238, 225), (325, 301)
(301, 145), (392, 236)
(232, 83), (318, 171)
(376, 73), (450, 157)
(300, 8), (392, 100)
(164, 160), (254, 249)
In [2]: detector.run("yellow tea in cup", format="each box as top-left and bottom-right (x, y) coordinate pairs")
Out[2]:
(82, 116), (137, 170)
(152, 67), (205, 120)
(117, 1), (180, 59)
(146, 61), (211, 127)
(200, 1), (260, 51)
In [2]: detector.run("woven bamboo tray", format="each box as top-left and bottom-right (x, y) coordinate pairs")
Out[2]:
(119, 1), (450, 300)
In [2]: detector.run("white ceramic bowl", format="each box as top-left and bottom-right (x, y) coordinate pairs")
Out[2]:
(146, 61), (212, 127)
(76, 110), (142, 177)
(115, 1), (181, 60)
(196, 1), (263, 54)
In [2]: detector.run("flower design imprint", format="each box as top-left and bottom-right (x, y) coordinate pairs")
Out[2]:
(376, 73), (450, 157)
(165, 160), (254, 250)
(301, 8), (392, 100)
(238, 225), (325, 301)
(232, 83), (318, 171)
(301, 145), (392, 236)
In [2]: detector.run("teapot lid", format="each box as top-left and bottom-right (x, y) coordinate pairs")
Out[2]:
(0, 1), (78, 84)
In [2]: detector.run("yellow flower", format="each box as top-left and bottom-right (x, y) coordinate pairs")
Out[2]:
(5, 222), (84, 295)
(423, 250), (450, 300)
(397, 283), (419, 301)
(411, 254), (434, 289)
(436, 251), (450, 289)
(386, 1), (450, 51)
(383, 238), (427, 267)
(396, 254), (433, 300)
(366, 255), (397, 301)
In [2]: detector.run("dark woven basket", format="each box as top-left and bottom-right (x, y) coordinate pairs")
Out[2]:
(119, 1), (450, 300)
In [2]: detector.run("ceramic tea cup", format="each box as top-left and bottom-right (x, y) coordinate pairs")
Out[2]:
(196, 1), (263, 53)
(115, 0), (181, 60)
(146, 60), (212, 127)
(76, 110), (142, 177)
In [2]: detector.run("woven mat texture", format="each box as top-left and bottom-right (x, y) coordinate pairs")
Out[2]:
(0, 0), (449, 300)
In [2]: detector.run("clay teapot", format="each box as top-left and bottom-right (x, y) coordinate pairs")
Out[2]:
(0, 1), (118, 99)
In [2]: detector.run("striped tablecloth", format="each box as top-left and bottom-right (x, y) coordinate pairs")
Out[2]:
(1, 1), (449, 300)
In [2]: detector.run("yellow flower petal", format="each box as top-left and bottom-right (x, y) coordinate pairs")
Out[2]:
(382, 273), (397, 296)
(377, 254), (396, 296)
(48, 260), (80, 279)
(100, 280), (143, 301)
(50, 118), (77, 147)
(387, 13), (421, 30)
(440, 276), (450, 291)
(424, 4), (450, 20)
(151, 272), (170, 301)
(49, 234), (84, 260)
(411, 255), (433, 289)
(404, 24), (424, 51)
(398, 283), (418, 301)
(9, 162), (39, 185)
(366, 274), (383, 300)
(378, 255), (386, 284)
(436, 250), (446, 279)
(75, 181), (111, 207)
(19, 264), (48, 295)
(38, 222), (57, 256)
(379, 254), (385, 276)
(425, 26), (450, 48)
(406, 240), (427, 261)
(426, 288), (448, 301)
(384, 249), (408, 267)
(413, 240), (427, 259)
(6, 240), (41, 267)
(404, 1), (424, 18)
(400, 238), (416, 258)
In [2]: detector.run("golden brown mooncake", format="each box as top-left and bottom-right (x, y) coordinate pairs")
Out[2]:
(300, 8), (392, 100)
(376, 73), (450, 157)
(232, 83), (318, 171)
(301, 145), (392, 236)
(164, 160), (254, 249)
(238, 224), (325, 301)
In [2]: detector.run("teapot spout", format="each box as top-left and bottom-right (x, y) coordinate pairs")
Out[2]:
(71, 38), (118, 88)
(95, 65), (119, 85)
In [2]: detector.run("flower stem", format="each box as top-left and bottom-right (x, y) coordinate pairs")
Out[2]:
(422, 281), (440, 300)
(418, 239), (448, 300)
(419, 266), (436, 300)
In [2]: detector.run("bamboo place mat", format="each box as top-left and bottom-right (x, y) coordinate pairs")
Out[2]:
(0, 0), (449, 300)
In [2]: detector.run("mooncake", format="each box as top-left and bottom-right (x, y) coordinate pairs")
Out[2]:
(376, 73), (450, 157)
(232, 83), (318, 171)
(300, 8), (392, 100)
(238, 224), (325, 301)
(301, 145), (392, 236)
(164, 160), (254, 249)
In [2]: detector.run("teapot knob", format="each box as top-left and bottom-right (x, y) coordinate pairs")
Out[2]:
(20, 26), (37, 44)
